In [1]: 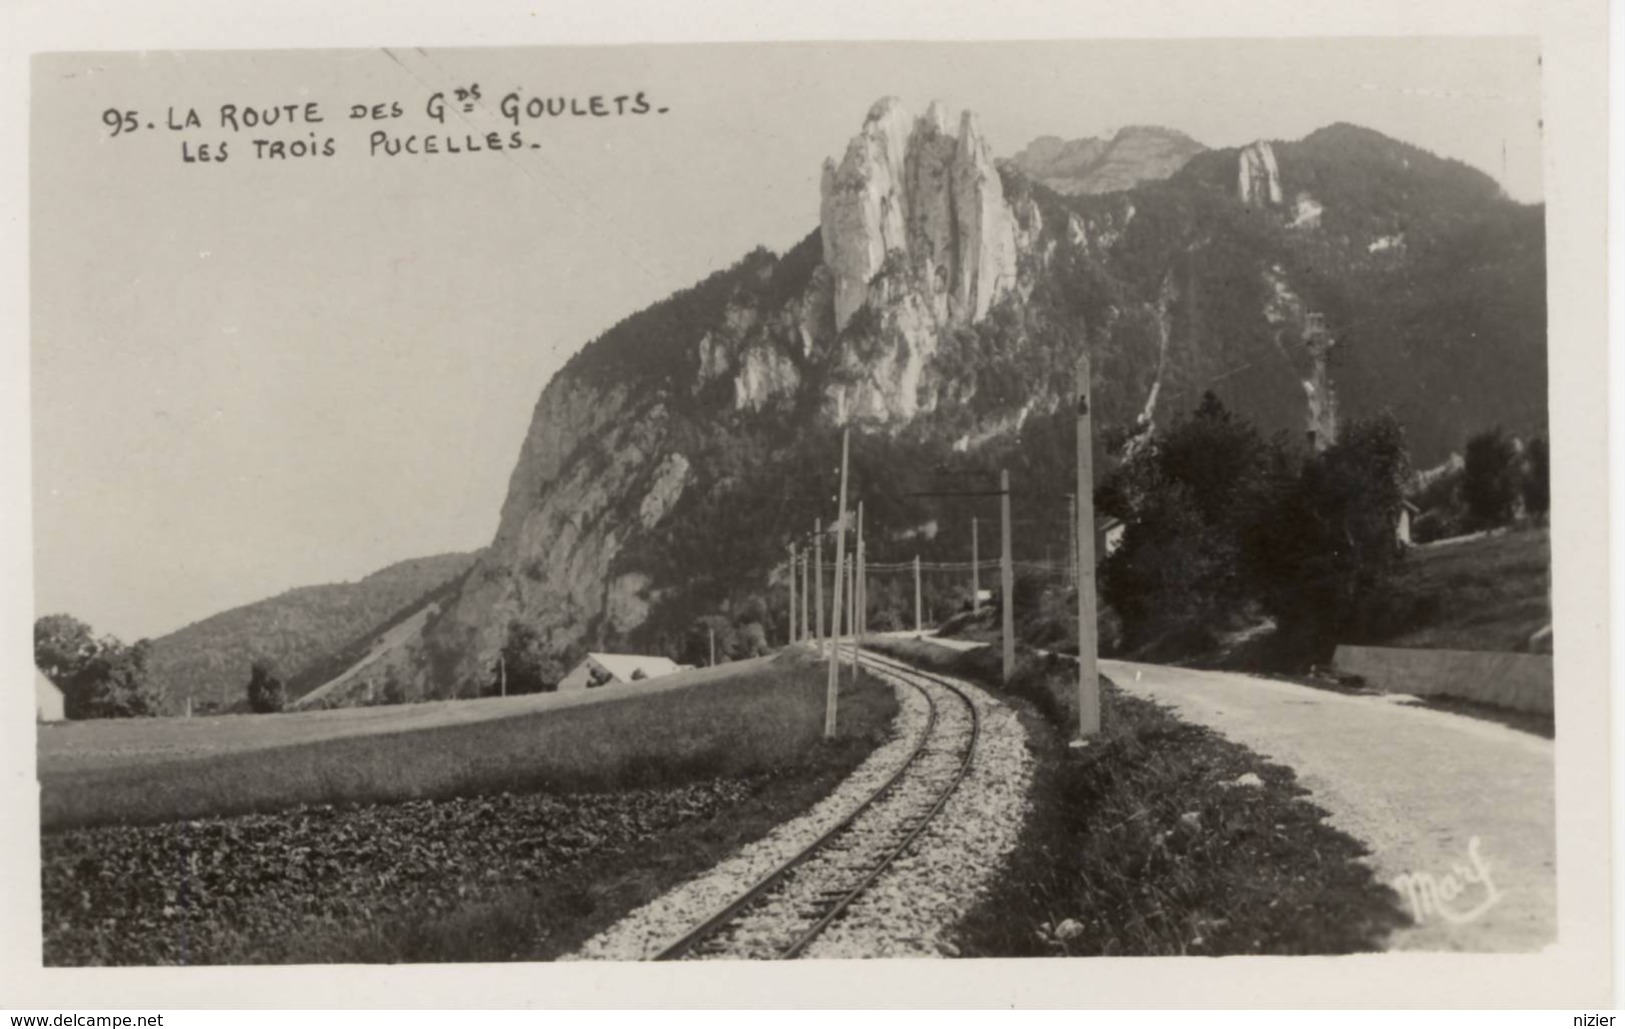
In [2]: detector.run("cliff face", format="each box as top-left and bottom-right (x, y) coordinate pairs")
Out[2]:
(434, 374), (690, 679)
(328, 104), (1545, 704)
(1238, 139), (1284, 208)
(399, 100), (1033, 694)
(820, 99), (1020, 332)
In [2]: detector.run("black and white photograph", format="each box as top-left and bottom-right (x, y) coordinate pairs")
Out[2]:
(3, 4), (1614, 1012)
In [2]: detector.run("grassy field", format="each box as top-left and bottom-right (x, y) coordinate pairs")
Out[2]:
(41, 651), (868, 830)
(867, 637), (1410, 955)
(1374, 526), (1551, 652)
(42, 652), (899, 964)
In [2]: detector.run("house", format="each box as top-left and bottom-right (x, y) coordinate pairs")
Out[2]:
(36, 669), (66, 722)
(558, 652), (683, 692)
(1097, 516), (1126, 558)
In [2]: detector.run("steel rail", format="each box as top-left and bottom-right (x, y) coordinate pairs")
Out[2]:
(650, 659), (942, 961)
(651, 647), (980, 961)
(777, 651), (982, 958)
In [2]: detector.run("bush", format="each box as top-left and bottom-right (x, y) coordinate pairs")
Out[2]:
(247, 660), (287, 714)
(497, 620), (570, 695)
(380, 670), (406, 706)
(1522, 436), (1549, 520)
(1462, 427), (1521, 529)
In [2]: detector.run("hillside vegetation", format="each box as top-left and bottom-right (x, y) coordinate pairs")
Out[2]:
(584, 125), (1544, 669)
(1363, 528), (1550, 653)
(146, 552), (477, 712)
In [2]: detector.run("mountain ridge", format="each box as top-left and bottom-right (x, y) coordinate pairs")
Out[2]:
(306, 103), (1544, 706)
(146, 551), (479, 711)
(1007, 125), (1208, 195)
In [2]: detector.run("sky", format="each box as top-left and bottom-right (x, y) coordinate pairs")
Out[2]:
(31, 38), (1544, 641)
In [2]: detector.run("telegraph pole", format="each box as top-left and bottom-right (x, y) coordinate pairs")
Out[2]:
(800, 549), (810, 642)
(914, 554), (923, 634)
(500, 653), (507, 697)
(1075, 354), (1101, 739)
(825, 428), (850, 737)
(709, 626), (716, 667)
(787, 542), (798, 645)
(1067, 493), (1079, 590)
(847, 552), (859, 682)
(1001, 468), (1015, 684)
(972, 517), (980, 614)
(856, 502), (866, 647)
(814, 518), (824, 643)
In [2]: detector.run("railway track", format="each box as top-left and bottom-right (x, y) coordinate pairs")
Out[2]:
(652, 647), (980, 960)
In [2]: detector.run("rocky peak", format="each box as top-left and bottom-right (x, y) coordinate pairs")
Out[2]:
(1238, 139), (1283, 208)
(820, 99), (1019, 331)
(1007, 125), (1205, 195)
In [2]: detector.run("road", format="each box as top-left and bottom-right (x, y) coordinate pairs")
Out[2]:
(1103, 659), (1556, 952)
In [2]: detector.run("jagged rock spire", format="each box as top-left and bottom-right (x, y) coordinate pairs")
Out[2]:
(820, 99), (1019, 331)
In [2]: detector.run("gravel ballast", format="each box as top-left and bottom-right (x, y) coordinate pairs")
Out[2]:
(570, 649), (1033, 960)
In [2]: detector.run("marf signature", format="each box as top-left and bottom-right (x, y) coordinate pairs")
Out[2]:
(1391, 836), (1503, 925)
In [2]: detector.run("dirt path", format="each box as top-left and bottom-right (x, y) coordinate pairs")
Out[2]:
(1103, 659), (1555, 952)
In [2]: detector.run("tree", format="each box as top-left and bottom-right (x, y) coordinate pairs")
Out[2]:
(737, 621), (769, 658)
(380, 667), (406, 705)
(1462, 427), (1521, 529)
(38, 615), (164, 719)
(1248, 414), (1412, 664)
(68, 638), (163, 719)
(246, 659), (287, 714)
(34, 613), (101, 684)
(1522, 436), (1550, 521)
(498, 620), (568, 694)
(1098, 393), (1292, 652)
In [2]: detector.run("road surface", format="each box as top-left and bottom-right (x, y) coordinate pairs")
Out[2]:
(1103, 659), (1555, 952)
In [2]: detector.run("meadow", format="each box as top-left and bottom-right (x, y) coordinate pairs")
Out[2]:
(41, 651), (872, 830)
(1374, 526), (1551, 652)
(41, 649), (899, 963)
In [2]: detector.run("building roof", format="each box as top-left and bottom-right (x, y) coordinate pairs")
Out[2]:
(586, 652), (682, 682)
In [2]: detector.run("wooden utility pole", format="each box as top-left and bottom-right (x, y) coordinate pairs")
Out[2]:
(914, 554), (923, 634)
(814, 518), (824, 643)
(972, 517), (980, 614)
(856, 502), (866, 647)
(500, 653), (507, 697)
(787, 542), (798, 645)
(1075, 354), (1101, 738)
(1001, 468), (1015, 684)
(825, 429), (850, 737)
(847, 552), (859, 682)
(709, 626), (716, 667)
(1067, 494), (1079, 590)
(800, 549), (810, 642)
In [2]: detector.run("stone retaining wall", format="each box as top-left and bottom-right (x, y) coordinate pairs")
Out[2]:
(1332, 645), (1553, 715)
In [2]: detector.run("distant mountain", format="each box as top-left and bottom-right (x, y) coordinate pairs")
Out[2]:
(146, 552), (478, 712)
(314, 99), (1545, 707)
(1006, 126), (1207, 195)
